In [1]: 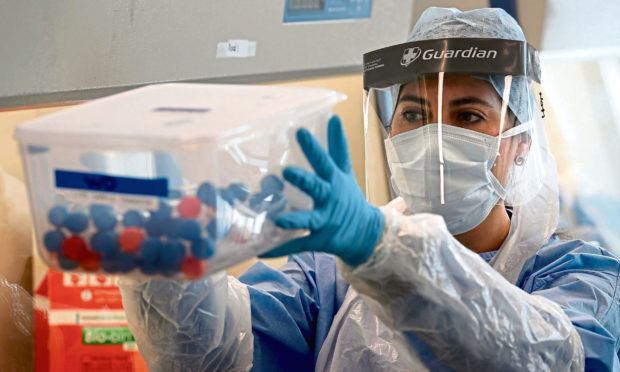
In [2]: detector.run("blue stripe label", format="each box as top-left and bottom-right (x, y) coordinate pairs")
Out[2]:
(55, 170), (168, 197)
(283, 0), (371, 23)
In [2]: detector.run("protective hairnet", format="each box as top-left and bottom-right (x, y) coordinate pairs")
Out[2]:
(385, 7), (533, 126)
(119, 272), (253, 372)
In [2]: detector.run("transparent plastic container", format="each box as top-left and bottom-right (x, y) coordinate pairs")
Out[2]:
(15, 83), (345, 280)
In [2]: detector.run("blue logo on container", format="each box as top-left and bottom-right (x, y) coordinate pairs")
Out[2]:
(83, 175), (118, 191)
(55, 170), (168, 197)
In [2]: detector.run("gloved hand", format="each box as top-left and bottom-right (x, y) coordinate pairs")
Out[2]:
(261, 116), (384, 267)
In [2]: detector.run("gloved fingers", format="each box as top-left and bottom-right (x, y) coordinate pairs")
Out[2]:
(258, 235), (314, 258)
(274, 210), (321, 230)
(296, 127), (335, 181)
(327, 116), (353, 174)
(282, 166), (330, 205)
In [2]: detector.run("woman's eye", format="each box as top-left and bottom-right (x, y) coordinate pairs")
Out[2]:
(401, 110), (426, 123)
(457, 111), (484, 124)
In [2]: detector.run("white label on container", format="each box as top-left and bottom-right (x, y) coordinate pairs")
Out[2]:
(58, 189), (159, 210)
(216, 39), (257, 58)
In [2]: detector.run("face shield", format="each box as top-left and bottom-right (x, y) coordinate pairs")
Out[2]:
(363, 38), (545, 235)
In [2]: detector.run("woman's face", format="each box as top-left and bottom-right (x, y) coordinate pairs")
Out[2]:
(390, 74), (525, 187)
(390, 74), (511, 137)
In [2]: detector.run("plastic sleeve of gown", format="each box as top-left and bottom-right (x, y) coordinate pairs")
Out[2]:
(338, 206), (585, 371)
(119, 272), (253, 372)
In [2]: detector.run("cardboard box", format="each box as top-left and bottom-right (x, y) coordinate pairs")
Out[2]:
(35, 268), (147, 372)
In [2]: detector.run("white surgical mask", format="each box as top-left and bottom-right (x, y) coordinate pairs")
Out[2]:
(384, 124), (509, 235)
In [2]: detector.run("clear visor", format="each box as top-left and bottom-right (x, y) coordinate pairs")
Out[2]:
(363, 72), (548, 233)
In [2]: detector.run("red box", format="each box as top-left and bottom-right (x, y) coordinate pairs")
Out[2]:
(35, 269), (147, 372)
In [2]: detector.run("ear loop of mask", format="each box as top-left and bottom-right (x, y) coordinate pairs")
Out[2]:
(437, 72), (445, 204)
(500, 119), (534, 138)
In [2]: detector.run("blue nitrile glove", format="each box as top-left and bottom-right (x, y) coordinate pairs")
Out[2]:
(261, 116), (385, 267)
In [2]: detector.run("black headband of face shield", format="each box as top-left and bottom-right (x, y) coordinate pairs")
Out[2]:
(362, 38), (540, 90)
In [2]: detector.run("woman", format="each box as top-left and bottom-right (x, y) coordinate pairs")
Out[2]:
(121, 8), (620, 371)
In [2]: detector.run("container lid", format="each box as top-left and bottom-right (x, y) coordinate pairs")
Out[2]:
(14, 83), (345, 148)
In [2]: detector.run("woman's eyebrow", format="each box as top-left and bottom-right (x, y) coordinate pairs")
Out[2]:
(397, 94), (429, 107)
(449, 97), (494, 108)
